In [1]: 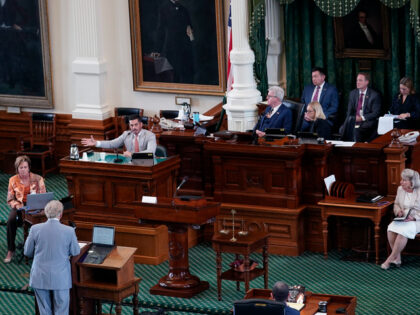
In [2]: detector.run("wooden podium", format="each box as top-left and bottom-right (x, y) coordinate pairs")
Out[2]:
(135, 197), (220, 298)
(73, 245), (141, 315)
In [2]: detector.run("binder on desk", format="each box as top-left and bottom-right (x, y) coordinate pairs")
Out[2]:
(356, 193), (383, 203)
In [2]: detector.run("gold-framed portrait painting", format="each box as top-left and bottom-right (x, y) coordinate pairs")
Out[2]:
(129, 0), (226, 96)
(334, 0), (390, 60)
(0, 0), (53, 108)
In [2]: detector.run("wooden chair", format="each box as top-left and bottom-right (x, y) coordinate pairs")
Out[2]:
(18, 113), (56, 177)
(114, 107), (144, 137)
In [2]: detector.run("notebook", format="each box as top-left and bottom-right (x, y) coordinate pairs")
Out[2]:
(83, 225), (115, 264)
(25, 192), (54, 212)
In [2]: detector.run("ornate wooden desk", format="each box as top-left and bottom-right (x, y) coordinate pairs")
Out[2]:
(318, 198), (394, 264)
(60, 153), (180, 264)
(244, 288), (357, 315)
(212, 231), (269, 301)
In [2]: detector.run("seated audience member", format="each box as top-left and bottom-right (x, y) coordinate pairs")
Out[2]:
(24, 200), (80, 315)
(341, 72), (381, 142)
(271, 281), (300, 315)
(301, 67), (339, 125)
(389, 77), (420, 129)
(4, 155), (46, 263)
(299, 101), (332, 139)
(81, 114), (157, 157)
(254, 86), (293, 137)
(382, 169), (420, 270)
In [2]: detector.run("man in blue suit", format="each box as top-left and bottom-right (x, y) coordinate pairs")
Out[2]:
(301, 67), (339, 128)
(24, 200), (80, 315)
(254, 86), (293, 137)
(271, 281), (300, 315)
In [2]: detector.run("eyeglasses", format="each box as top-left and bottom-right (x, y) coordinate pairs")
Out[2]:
(306, 110), (315, 113)
(267, 95), (278, 99)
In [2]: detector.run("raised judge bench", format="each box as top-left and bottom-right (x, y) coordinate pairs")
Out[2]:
(159, 129), (411, 255)
(60, 153), (181, 264)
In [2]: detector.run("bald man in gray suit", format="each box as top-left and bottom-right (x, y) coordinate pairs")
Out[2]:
(24, 200), (80, 315)
(81, 114), (157, 157)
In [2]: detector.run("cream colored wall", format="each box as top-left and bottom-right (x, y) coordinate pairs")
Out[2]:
(46, 0), (223, 117)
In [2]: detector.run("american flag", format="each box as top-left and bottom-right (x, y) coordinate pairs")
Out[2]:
(226, 1), (233, 92)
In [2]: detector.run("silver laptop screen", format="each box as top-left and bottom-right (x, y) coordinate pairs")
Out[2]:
(92, 225), (114, 246)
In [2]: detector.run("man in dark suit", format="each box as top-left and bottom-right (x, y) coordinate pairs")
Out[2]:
(347, 10), (382, 49)
(344, 72), (382, 142)
(301, 67), (339, 127)
(254, 86), (293, 137)
(270, 281), (300, 315)
(24, 200), (80, 315)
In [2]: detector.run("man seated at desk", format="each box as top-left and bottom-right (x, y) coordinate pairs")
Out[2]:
(81, 114), (157, 157)
(271, 281), (300, 315)
(254, 86), (293, 137)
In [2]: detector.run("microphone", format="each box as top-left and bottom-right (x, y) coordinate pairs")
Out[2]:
(174, 176), (189, 197)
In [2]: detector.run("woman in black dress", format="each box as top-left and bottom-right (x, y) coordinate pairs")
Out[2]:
(389, 77), (420, 129)
(300, 101), (331, 139)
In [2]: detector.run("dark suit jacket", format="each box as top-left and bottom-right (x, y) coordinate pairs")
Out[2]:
(346, 88), (381, 130)
(390, 94), (420, 129)
(300, 118), (332, 139)
(301, 82), (339, 121)
(348, 23), (382, 49)
(255, 104), (293, 134)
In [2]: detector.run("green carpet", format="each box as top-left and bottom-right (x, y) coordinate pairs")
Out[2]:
(0, 172), (420, 314)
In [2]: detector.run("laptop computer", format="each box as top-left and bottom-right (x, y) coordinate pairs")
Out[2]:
(83, 225), (115, 264)
(24, 192), (55, 212)
(131, 152), (154, 166)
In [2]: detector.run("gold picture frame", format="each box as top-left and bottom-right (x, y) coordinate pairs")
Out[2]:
(334, 0), (390, 60)
(129, 0), (226, 96)
(0, 0), (53, 108)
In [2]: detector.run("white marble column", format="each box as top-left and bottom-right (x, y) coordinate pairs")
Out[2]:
(223, 0), (262, 132)
(265, 0), (283, 88)
(71, 0), (111, 120)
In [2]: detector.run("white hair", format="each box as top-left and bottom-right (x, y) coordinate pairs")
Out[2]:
(44, 200), (63, 219)
(401, 168), (420, 189)
(268, 86), (285, 102)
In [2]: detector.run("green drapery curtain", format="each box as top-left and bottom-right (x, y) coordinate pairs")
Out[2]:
(284, 0), (420, 122)
(277, 0), (420, 43)
(249, 0), (268, 99)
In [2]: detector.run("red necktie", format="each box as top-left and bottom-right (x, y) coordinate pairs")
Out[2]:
(134, 136), (139, 152)
(356, 93), (364, 118)
(312, 86), (320, 102)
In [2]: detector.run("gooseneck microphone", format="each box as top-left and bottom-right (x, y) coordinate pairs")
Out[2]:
(173, 176), (189, 197)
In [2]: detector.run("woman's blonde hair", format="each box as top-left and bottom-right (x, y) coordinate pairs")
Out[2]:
(14, 155), (31, 174)
(308, 101), (326, 120)
(401, 168), (420, 189)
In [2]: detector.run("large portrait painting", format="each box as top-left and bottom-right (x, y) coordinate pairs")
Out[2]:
(0, 0), (53, 108)
(129, 0), (226, 95)
(334, 0), (390, 59)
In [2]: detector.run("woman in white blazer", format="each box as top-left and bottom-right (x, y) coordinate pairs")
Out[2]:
(381, 169), (420, 270)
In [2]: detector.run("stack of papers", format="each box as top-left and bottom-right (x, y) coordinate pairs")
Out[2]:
(326, 140), (355, 147)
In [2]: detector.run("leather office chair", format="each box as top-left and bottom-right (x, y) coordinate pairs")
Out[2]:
(18, 113), (56, 177)
(155, 144), (167, 158)
(114, 107), (144, 137)
(160, 110), (179, 119)
(282, 99), (305, 134)
(233, 299), (285, 315)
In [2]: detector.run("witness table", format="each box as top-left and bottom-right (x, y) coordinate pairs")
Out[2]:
(318, 198), (394, 264)
(212, 231), (269, 300)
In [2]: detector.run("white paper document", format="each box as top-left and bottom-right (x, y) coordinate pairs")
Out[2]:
(378, 116), (394, 135)
(324, 174), (336, 195)
(326, 140), (355, 147)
